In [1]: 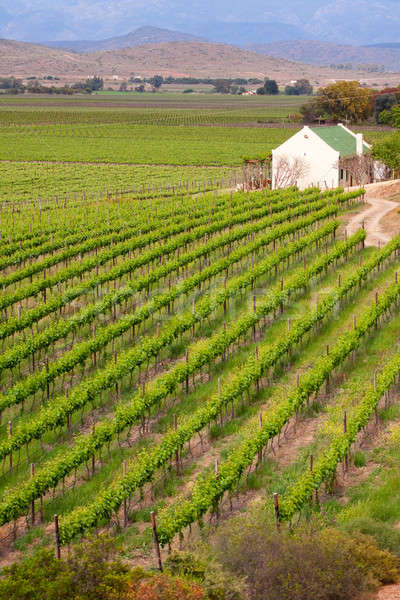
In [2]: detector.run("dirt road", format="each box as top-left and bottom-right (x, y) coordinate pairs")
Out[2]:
(346, 182), (400, 247)
(376, 585), (400, 600)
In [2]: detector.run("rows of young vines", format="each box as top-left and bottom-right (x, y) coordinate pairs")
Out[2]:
(4, 183), (395, 562)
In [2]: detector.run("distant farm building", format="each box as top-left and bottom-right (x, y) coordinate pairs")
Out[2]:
(272, 124), (385, 190)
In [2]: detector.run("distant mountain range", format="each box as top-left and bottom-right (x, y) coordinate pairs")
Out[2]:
(247, 40), (400, 72)
(1, 1), (400, 47)
(366, 43), (400, 49)
(44, 26), (205, 53)
(0, 39), (307, 80)
(41, 26), (400, 73)
(1, 38), (400, 88)
(44, 24), (310, 53)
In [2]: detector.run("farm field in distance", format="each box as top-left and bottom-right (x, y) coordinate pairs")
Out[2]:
(0, 91), (400, 598)
(0, 93), (389, 203)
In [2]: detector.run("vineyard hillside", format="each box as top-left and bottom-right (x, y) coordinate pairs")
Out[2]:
(0, 93), (400, 600)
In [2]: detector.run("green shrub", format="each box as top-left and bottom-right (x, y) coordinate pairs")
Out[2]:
(340, 529), (399, 586)
(353, 450), (367, 468)
(127, 573), (204, 599)
(0, 548), (69, 600)
(209, 507), (398, 600)
(0, 535), (130, 600)
(165, 551), (206, 579)
(164, 551), (247, 600)
(342, 516), (400, 556)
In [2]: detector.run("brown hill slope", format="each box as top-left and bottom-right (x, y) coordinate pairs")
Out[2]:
(0, 39), (399, 86)
(0, 39), (94, 77)
(247, 40), (400, 72)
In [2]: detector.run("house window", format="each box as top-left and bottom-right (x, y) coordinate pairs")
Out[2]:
(340, 169), (344, 181)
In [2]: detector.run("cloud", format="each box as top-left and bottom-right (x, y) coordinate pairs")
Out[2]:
(305, 0), (400, 43)
(0, 0), (399, 44)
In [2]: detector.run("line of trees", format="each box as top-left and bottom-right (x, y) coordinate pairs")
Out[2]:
(256, 78), (279, 95)
(300, 81), (373, 123)
(255, 78), (313, 96)
(72, 76), (104, 92)
(285, 79), (313, 96)
(372, 88), (400, 124)
(160, 76), (263, 85)
(0, 76), (104, 95)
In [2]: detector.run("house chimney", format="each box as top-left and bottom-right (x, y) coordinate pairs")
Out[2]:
(356, 133), (364, 156)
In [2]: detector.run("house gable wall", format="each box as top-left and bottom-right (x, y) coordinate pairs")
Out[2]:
(272, 126), (340, 190)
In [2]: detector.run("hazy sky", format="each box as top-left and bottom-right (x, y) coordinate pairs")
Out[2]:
(0, 0), (399, 44)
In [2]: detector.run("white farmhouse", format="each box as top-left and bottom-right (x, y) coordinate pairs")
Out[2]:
(272, 123), (372, 190)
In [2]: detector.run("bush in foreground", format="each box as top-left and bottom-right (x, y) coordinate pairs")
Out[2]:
(208, 506), (398, 600)
(0, 515), (397, 600)
(127, 572), (204, 599)
(0, 535), (202, 600)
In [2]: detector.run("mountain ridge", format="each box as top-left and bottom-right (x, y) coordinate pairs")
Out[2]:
(248, 40), (400, 72)
(44, 26), (206, 53)
(1, 38), (399, 88)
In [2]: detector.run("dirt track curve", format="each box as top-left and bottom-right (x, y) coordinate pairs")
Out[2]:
(376, 585), (400, 600)
(346, 185), (399, 247)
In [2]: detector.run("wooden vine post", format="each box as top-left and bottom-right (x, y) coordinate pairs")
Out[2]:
(8, 421), (12, 472)
(185, 349), (189, 394)
(31, 463), (35, 525)
(173, 414), (180, 474)
(273, 493), (280, 531)
(54, 514), (61, 559)
(325, 344), (330, 392)
(344, 411), (348, 472)
(123, 460), (128, 527)
(253, 295), (257, 340)
(258, 412), (263, 463)
(150, 511), (163, 572)
(214, 458), (220, 520)
(46, 357), (50, 400)
(310, 453), (318, 504)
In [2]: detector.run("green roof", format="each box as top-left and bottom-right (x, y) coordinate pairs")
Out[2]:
(310, 126), (369, 158)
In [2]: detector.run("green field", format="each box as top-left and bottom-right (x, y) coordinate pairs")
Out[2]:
(0, 93), (389, 204)
(0, 94), (304, 202)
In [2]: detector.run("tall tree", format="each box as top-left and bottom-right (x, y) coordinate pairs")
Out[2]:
(372, 134), (400, 173)
(264, 79), (279, 95)
(149, 75), (163, 89)
(85, 76), (103, 91)
(314, 81), (372, 123)
(213, 79), (231, 94)
(373, 89), (399, 122)
(285, 79), (313, 96)
(392, 106), (400, 128)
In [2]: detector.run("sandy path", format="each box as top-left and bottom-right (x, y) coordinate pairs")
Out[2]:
(376, 585), (400, 600)
(346, 195), (399, 247)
